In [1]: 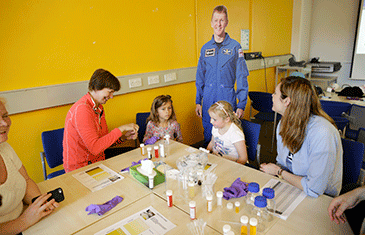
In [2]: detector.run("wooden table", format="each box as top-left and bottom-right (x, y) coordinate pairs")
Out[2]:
(23, 141), (353, 235)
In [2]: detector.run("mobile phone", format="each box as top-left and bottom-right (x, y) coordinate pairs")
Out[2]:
(32, 187), (65, 203)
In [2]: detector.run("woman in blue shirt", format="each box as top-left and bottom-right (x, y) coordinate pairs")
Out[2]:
(260, 76), (343, 198)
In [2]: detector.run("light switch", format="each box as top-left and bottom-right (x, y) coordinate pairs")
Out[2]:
(241, 29), (249, 51)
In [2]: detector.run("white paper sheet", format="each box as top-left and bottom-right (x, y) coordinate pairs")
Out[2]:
(73, 164), (124, 192)
(262, 178), (307, 220)
(94, 206), (176, 235)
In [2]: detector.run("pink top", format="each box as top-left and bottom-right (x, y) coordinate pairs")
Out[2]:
(143, 120), (183, 143)
(63, 93), (122, 172)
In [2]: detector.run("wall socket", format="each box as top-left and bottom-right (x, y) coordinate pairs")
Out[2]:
(148, 75), (160, 85)
(129, 77), (142, 88)
(164, 72), (177, 82)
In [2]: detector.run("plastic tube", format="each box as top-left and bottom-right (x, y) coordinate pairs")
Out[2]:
(206, 193), (213, 212)
(140, 143), (145, 155)
(154, 145), (159, 158)
(166, 190), (173, 207)
(189, 201), (196, 220)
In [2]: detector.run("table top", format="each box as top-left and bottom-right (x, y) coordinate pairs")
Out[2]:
(322, 91), (365, 107)
(23, 141), (353, 235)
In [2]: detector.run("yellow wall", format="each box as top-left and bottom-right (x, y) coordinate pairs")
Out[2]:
(1, 0), (293, 183)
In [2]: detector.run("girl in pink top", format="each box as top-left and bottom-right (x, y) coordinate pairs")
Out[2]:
(143, 95), (183, 143)
(63, 69), (139, 172)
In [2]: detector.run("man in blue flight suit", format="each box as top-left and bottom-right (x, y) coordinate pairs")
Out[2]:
(195, 5), (249, 147)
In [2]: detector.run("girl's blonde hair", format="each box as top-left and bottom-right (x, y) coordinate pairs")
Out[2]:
(279, 76), (336, 154)
(208, 101), (242, 131)
(147, 95), (176, 125)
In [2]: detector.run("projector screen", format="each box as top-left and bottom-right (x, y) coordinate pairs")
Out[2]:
(351, 0), (365, 79)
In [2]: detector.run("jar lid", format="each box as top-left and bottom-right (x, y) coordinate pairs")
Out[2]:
(154, 145), (159, 149)
(206, 194), (213, 200)
(263, 187), (275, 199)
(223, 224), (231, 232)
(240, 215), (249, 224)
(140, 143), (145, 147)
(147, 147), (152, 150)
(189, 201), (196, 207)
(235, 201), (240, 207)
(188, 181), (195, 186)
(248, 182), (260, 193)
(216, 191), (223, 198)
(227, 202), (233, 209)
(254, 196), (267, 208)
(249, 217), (258, 226)
(166, 190), (172, 196)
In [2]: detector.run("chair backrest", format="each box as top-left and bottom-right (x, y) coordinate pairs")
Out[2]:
(357, 128), (365, 162)
(136, 112), (150, 144)
(41, 128), (64, 168)
(347, 104), (365, 131)
(248, 92), (274, 113)
(320, 100), (352, 117)
(241, 119), (261, 162)
(342, 138), (365, 187)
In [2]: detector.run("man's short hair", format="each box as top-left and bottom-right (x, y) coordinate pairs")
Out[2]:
(212, 5), (228, 20)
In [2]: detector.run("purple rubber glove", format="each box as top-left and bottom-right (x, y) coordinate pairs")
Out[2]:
(223, 178), (248, 200)
(120, 158), (148, 173)
(145, 136), (159, 145)
(85, 196), (123, 216)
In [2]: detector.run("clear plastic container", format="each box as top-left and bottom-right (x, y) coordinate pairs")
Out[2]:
(251, 196), (269, 232)
(240, 215), (249, 235)
(246, 182), (260, 211)
(262, 187), (276, 222)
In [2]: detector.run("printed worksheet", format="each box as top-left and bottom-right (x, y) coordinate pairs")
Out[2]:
(262, 179), (307, 220)
(73, 164), (124, 192)
(94, 206), (176, 235)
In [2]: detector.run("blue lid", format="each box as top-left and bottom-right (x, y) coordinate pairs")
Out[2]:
(248, 182), (260, 193)
(262, 188), (275, 199)
(254, 196), (267, 208)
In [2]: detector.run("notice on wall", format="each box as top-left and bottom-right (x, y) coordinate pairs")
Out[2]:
(94, 206), (176, 235)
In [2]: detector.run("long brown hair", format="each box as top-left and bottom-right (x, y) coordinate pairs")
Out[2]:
(208, 101), (242, 131)
(279, 76), (335, 153)
(147, 95), (176, 125)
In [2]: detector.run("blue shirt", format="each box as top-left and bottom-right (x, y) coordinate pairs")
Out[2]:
(196, 33), (249, 122)
(276, 115), (343, 198)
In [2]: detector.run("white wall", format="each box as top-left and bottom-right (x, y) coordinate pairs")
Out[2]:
(292, 0), (365, 87)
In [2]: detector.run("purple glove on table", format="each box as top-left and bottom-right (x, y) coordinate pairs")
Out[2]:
(85, 196), (123, 216)
(145, 136), (159, 145)
(223, 177), (248, 200)
(120, 158), (148, 173)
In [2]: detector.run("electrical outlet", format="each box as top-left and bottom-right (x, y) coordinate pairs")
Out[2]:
(148, 75), (160, 85)
(275, 59), (280, 64)
(164, 73), (176, 82)
(129, 78), (142, 88)
(268, 60), (273, 65)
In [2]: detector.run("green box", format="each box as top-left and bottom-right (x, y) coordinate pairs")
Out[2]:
(129, 164), (165, 188)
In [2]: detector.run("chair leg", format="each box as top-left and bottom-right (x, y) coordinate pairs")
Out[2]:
(40, 152), (47, 181)
(271, 112), (278, 152)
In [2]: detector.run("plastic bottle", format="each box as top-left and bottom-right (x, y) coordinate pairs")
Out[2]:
(249, 218), (257, 235)
(159, 143), (165, 158)
(251, 196), (269, 232)
(223, 224), (231, 234)
(147, 147), (152, 160)
(197, 169), (204, 186)
(189, 201), (196, 220)
(240, 215), (249, 235)
(206, 193), (213, 212)
(140, 143), (145, 155)
(148, 174), (154, 189)
(216, 191), (223, 207)
(246, 182), (260, 211)
(262, 188), (276, 221)
(154, 145), (159, 158)
(235, 201), (240, 213)
(226, 231), (235, 235)
(166, 190), (173, 207)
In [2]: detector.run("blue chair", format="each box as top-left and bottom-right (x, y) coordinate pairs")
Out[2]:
(40, 128), (65, 180)
(344, 104), (365, 140)
(136, 112), (150, 145)
(248, 91), (281, 151)
(241, 119), (261, 166)
(320, 100), (352, 133)
(342, 138), (365, 187)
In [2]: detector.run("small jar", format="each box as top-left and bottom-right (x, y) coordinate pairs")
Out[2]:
(249, 218), (258, 235)
(216, 191), (223, 207)
(235, 201), (240, 213)
(154, 145), (159, 158)
(164, 134), (170, 144)
(262, 187), (276, 222)
(147, 147), (152, 160)
(189, 201), (196, 220)
(227, 202), (233, 210)
(140, 143), (145, 155)
(240, 215), (249, 235)
(223, 224), (231, 234)
(166, 190), (173, 207)
(159, 143), (165, 158)
(206, 193), (213, 212)
(188, 181), (195, 198)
